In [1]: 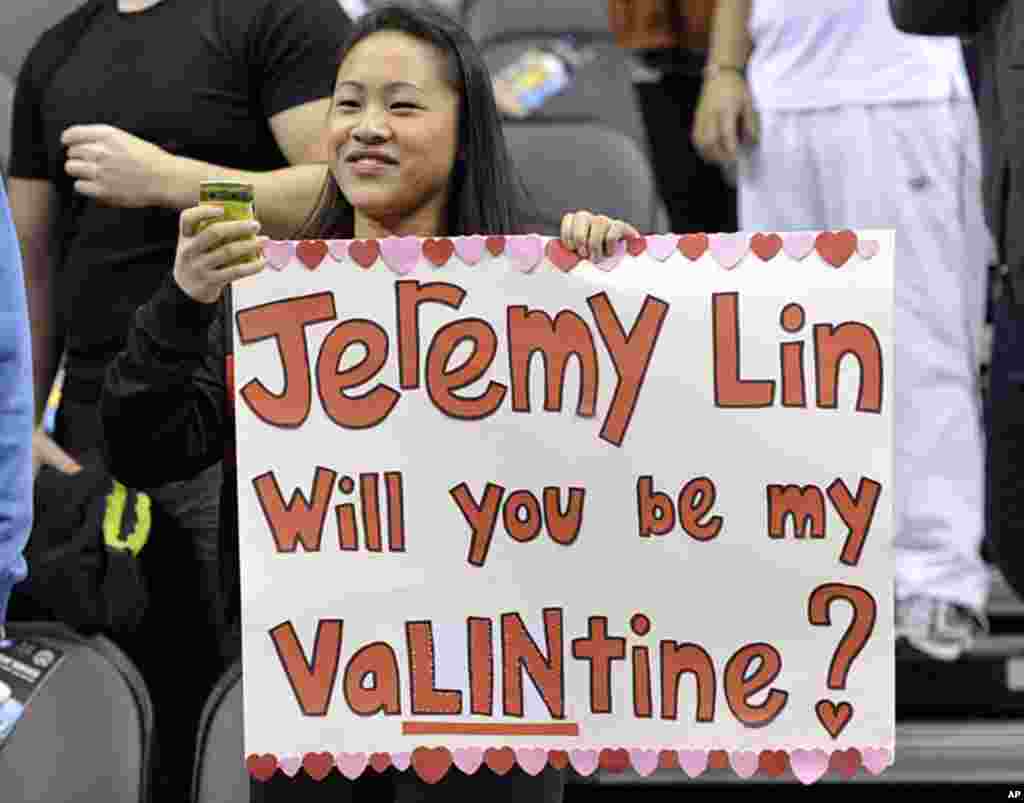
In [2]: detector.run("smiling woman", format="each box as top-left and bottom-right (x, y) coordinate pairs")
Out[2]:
(100, 5), (644, 803)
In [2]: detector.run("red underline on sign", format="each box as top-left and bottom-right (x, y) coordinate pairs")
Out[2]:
(401, 722), (581, 737)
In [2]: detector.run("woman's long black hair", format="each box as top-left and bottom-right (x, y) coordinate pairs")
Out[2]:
(299, 3), (532, 238)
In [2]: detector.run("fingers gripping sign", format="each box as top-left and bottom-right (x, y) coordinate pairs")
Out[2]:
(560, 211), (641, 263)
(173, 206), (266, 305)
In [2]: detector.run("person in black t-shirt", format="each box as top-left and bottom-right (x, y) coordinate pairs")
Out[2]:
(7, 1), (353, 799)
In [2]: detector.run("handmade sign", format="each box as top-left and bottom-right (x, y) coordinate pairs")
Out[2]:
(233, 230), (895, 785)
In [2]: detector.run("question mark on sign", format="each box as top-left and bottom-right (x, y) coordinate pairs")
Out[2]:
(808, 583), (877, 739)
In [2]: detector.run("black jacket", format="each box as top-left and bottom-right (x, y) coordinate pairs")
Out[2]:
(100, 275), (241, 659)
(890, 1), (1022, 291)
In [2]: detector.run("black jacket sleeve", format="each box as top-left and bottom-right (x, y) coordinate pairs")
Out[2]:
(888, 0), (1000, 36)
(100, 275), (229, 489)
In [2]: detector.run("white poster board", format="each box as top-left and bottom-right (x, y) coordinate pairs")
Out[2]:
(233, 230), (895, 785)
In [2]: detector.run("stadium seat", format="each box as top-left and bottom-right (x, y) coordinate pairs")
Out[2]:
(505, 120), (669, 236)
(0, 622), (155, 803)
(191, 661), (247, 803)
(467, 0), (650, 154)
(0, 72), (14, 178)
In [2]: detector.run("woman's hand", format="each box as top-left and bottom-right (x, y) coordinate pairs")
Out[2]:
(32, 428), (81, 479)
(559, 211), (642, 262)
(692, 70), (759, 165)
(173, 206), (266, 305)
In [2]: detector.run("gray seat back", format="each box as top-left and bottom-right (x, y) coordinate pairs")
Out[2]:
(505, 120), (668, 236)
(0, 622), (154, 803)
(192, 661), (247, 803)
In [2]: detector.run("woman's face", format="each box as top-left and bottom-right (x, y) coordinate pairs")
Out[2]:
(328, 31), (461, 235)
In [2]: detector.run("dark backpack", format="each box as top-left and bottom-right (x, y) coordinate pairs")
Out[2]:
(11, 453), (151, 636)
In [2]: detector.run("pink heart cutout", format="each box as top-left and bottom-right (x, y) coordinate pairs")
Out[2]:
(379, 236), (421, 275)
(730, 751), (759, 779)
(391, 752), (412, 772)
(454, 235), (487, 265)
(278, 756), (302, 778)
(516, 747), (549, 776)
(677, 750), (708, 778)
(594, 240), (627, 272)
(790, 749), (829, 785)
(453, 747), (484, 775)
(646, 234), (679, 262)
(569, 749), (599, 777)
(507, 234), (544, 273)
(861, 747), (892, 775)
(782, 232), (817, 261)
(858, 239), (880, 260)
(263, 240), (293, 271)
(335, 752), (368, 780)
(709, 233), (749, 269)
(629, 749), (659, 777)
(327, 240), (348, 262)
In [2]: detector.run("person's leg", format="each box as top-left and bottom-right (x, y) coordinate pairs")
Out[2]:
(392, 766), (565, 803)
(812, 100), (991, 657)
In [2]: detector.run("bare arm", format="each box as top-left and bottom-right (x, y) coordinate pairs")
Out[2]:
(7, 177), (57, 422)
(63, 98), (332, 241)
(151, 99), (332, 239)
(706, 0), (753, 72)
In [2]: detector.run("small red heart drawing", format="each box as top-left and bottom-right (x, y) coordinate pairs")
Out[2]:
(546, 239), (580, 271)
(658, 750), (679, 770)
(599, 748), (630, 774)
(548, 750), (570, 770)
(246, 754), (278, 782)
(411, 747), (452, 785)
(627, 237), (647, 256)
(829, 747), (861, 779)
(815, 230), (857, 267)
(678, 232), (708, 260)
(423, 237), (455, 266)
(296, 239), (329, 269)
(349, 239), (380, 269)
(759, 750), (788, 777)
(303, 751), (335, 781)
(750, 232), (783, 261)
(484, 747), (516, 775)
(485, 235), (506, 256)
(816, 699), (854, 739)
(708, 750), (729, 770)
(369, 753), (391, 773)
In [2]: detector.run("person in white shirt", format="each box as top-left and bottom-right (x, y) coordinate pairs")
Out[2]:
(693, 0), (993, 661)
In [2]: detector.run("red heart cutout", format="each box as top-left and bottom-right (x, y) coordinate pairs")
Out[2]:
(412, 747), (452, 784)
(423, 237), (455, 266)
(816, 699), (854, 739)
(658, 750), (679, 770)
(548, 750), (570, 770)
(815, 230), (857, 267)
(303, 751), (335, 781)
(485, 236), (506, 256)
(599, 748), (630, 774)
(369, 752), (391, 773)
(546, 240), (580, 271)
(708, 750), (729, 770)
(296, 239), (329, 269)
(349, 239), (380, 269)
(246, 754), (278, 782)
(627, 237), (647, 256)
(678, 232), (708, 260)
(750, 232), (783, 261)
(828, 747), (861, 779)
(484, 747), (516, 775)
(759, 750), (788, 778)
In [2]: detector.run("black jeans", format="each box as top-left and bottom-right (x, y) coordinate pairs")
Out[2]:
(251, 765), (566, 802)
